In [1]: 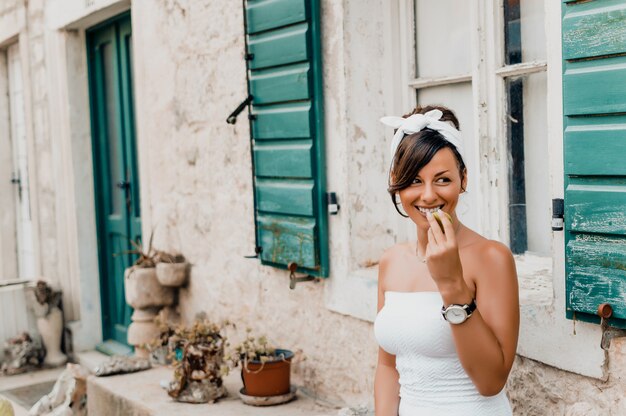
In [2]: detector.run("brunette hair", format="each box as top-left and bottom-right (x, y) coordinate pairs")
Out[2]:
(387, 105), (466, 217)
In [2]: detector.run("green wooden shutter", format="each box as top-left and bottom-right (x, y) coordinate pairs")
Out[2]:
(562, 0), (626, 328)
(244, 0), (329, 276)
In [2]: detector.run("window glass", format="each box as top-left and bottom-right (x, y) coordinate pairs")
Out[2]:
(414, 0), (472, 77)
(417, 83), (479, 233)
(506, 71), (550, 255)
(504, 0), (546, 65)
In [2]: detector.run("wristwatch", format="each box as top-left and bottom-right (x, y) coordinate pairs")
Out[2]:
(441, 299), (477, 324)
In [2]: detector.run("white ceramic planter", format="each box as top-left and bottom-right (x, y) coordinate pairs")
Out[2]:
(156, 262), (189, 287)
(37, 306), (67, 367)
(124, 266), (174, 309)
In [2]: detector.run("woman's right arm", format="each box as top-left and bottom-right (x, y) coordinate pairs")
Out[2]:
(374, 250), (400, 416)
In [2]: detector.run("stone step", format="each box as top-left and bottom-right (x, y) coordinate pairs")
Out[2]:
(87, 365), (339, 416)
(0, 367), (65, 415)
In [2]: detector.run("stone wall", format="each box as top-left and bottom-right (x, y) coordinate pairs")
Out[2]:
(508, 339), (626, 415)
(129, 0), (389, 405)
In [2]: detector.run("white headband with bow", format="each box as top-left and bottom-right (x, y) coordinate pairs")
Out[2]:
(380, 109), (465, 163)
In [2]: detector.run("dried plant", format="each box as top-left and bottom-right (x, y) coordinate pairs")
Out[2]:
(115, 231), (157, 268)
(226, 329), (287, 373)
(155, 251), (186, 264)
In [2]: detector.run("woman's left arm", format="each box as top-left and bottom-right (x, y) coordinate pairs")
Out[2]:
(425, 212), (520, 397)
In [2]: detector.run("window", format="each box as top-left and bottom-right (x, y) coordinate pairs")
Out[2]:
(502, 0), (550, 255)
(6, 42), (36, 279)
(405, 0), (549, 255)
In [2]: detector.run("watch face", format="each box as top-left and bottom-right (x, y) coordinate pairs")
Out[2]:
(446, 306), (467, 324)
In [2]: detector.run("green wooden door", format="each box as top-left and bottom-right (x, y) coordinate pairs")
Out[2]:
(244, 0), (329, 276)
(87, 14), (141, 347)
(562, 0), (626, 328)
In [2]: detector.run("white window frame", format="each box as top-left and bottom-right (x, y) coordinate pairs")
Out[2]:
(399, 0), (549, 250)
(392, 0), (607, 380)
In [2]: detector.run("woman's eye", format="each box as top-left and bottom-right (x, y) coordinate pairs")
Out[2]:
(436, 177), (451, 184)
(412, 178), (421, 184)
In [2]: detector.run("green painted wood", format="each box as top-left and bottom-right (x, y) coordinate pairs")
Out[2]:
(563, 0), (626, 60)
(87, 13), (140, 346)
(256, 179), (315, 216)
(246, 0), (307, 34)
(308, 0), (329, 277)
(257, 214), (317, 269)
(565, 178), (626, 235)
(250, 63), (310, 105)
(565, 116), (626, 175)
(248, 22), (309, 70)
(252, 102), (311, 139)
(254, 140), (313, 178)
(566, 235), (626, 323)
(563, 55), (626, 116)
(244, 0), (328, 276)
(563, 0), (626, 328)
(118, 19), (142, 243)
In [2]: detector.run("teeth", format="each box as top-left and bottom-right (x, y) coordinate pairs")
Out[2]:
(417, 206), (442, 214)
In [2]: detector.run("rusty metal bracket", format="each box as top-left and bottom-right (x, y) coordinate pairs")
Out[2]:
(288, 262), (318, 290)
(597, 303), (626, 350)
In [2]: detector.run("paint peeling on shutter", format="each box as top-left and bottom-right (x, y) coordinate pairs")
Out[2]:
(244, 0), (328, 276)
(563, 0), (626, 328)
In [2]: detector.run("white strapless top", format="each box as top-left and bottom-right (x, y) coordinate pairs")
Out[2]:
(374, 291), (512, 416)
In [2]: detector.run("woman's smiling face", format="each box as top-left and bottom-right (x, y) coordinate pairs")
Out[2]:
(397, 147), (467, 228)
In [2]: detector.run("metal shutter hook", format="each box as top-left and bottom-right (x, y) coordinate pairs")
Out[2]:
(597, 303), (626, 350)
(288, 263), (317, 290)
(226, 95), (253, 125)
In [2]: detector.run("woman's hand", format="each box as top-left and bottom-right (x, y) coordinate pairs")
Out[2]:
(425, 210), (465, 290)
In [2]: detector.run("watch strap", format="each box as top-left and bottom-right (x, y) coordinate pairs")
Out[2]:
(441, 299), (477, 320)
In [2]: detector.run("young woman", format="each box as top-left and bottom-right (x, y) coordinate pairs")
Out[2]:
(374, 106), (519, 415)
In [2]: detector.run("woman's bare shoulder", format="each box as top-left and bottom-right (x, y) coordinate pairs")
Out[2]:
(476, 239), (514, 262)
(470, 239), (517, 288)
(378, 243), (412, 283)
(380, 242), (412, 264)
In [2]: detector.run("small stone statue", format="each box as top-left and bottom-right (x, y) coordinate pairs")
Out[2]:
(0, 332), (44, 375)
(27, 281), (68, 367)
(166, 320), (228, 403)
(167, 343), (228, 403)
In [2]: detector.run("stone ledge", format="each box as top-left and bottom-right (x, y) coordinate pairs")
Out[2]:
(87, 366), (337, 416)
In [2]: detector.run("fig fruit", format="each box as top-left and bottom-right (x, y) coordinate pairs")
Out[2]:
(432, 211), (453, 233)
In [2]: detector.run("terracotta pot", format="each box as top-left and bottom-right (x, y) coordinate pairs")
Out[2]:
(241, 349), (293, 397)
(156, 262), (189, 287)
(124, 266), (174, 309)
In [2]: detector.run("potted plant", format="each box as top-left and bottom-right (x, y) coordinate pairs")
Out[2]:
(166, 319), (229, 403)
(155, 251), (190, 287)
(145, 312), (178, 365)
(227, 330), (294, 399)
(121, 234), (174, 357)
(123, 235), (174, 310)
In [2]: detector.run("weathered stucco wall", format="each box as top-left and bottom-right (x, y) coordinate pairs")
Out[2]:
(129, 0), (391, 405)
